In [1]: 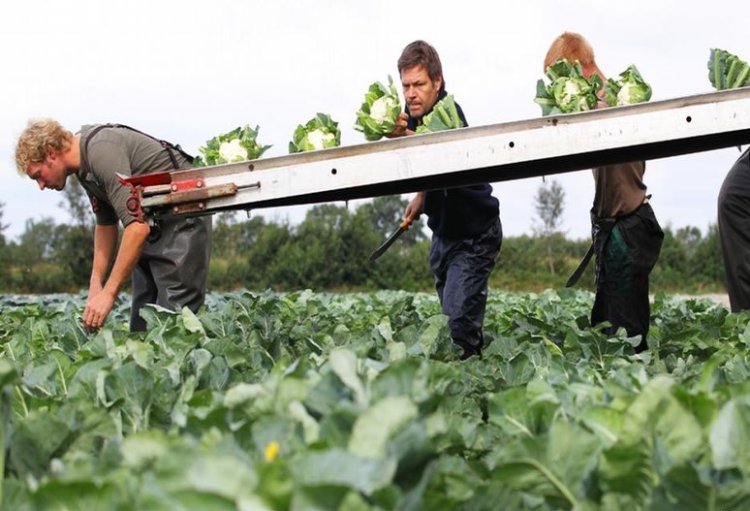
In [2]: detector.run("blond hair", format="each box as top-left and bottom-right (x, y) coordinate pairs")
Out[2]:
(14, 118), (73, 175)
(543, 31), (597, 72)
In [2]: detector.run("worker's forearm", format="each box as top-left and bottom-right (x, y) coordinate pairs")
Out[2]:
(90, 224), (118, 288)
(100, 221), (150, 297)
(405, 191), (426, 221)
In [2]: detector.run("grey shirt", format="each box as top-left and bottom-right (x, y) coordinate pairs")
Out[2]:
(77, 124), (189, 227)
(592, 161), (648, 218)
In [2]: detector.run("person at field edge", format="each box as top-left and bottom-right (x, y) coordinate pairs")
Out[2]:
(14, 119), (212, 332)
(544, 32), (663, 352)
(386, 40), (502, 360)
(718, 146), (750, 311)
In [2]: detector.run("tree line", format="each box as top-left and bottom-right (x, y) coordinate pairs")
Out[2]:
(0, 181), (727, 295)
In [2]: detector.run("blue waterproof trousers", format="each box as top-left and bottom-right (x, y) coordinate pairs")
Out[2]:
(429, 218), (502, 357)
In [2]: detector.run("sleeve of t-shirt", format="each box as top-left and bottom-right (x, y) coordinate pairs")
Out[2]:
(87, 137), (142, 228)
(86, 187), (119, 226)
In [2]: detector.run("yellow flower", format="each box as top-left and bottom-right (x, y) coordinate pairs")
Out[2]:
(264, 441), (280, 462)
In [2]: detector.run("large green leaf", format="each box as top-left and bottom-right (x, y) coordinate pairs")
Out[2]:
(329, 348), (368, 406)
(102, 362), (155, 432)
(487, 420), (601, 507)
(421, 456), (483, 508)
(26, 480), (127, 511)
(599, 441), (653, 498)
(9, 410), (74, 479)
(289, 448), (397, 495)
(710, 396), (750, 473)
(620, 375), (704, 470)
(348, 396), (418, 458)
(650, 463), (750, 511)
(487, 382), (558, 437)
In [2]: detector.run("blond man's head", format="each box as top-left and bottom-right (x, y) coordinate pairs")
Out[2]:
(15, 119), (73, 176)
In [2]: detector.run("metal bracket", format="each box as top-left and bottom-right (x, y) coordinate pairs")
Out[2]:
(170, 178), (204, 192)
(119, 171), (247, 217)
(125, 184), (145, 222)
(142, 182), (243, 211)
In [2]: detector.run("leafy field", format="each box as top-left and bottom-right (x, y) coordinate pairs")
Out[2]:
(0, 289), (748, 510)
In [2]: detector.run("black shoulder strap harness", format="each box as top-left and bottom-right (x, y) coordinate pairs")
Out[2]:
(80, 124), (194, 227)
(83, 123), (194, 169)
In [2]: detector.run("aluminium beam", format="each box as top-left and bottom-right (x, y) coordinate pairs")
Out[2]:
(138, 87), (750, 219)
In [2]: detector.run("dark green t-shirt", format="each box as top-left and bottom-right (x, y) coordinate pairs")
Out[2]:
(77, 125), (189, 226)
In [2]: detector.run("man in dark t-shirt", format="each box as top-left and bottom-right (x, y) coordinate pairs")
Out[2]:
(15, 119), (211, 331)
(387, 41), (502, 359)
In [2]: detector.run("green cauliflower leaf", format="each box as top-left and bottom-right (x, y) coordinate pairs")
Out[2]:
(289, 113), (341, 153)
(354, 76), (402, 141)
(415, 94), (465, 134)
(603, 65), (652, 106)
(534, 59), (603, 116)
(194, 125), (271, 167)
(708, 48), (750, 91)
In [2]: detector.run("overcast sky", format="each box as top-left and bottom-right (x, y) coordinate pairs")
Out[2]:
(1, 0), (748, 242)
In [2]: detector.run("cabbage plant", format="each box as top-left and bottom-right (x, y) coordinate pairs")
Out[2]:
(534, 59), (603, 115)
(415, 94), (464, 134)
(603, 65), (652, 106)
(709, 48), (750, 90)
(289, 113), (341, 153)
(354, 76), (402, 141)
(194, 125), (271, 166)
